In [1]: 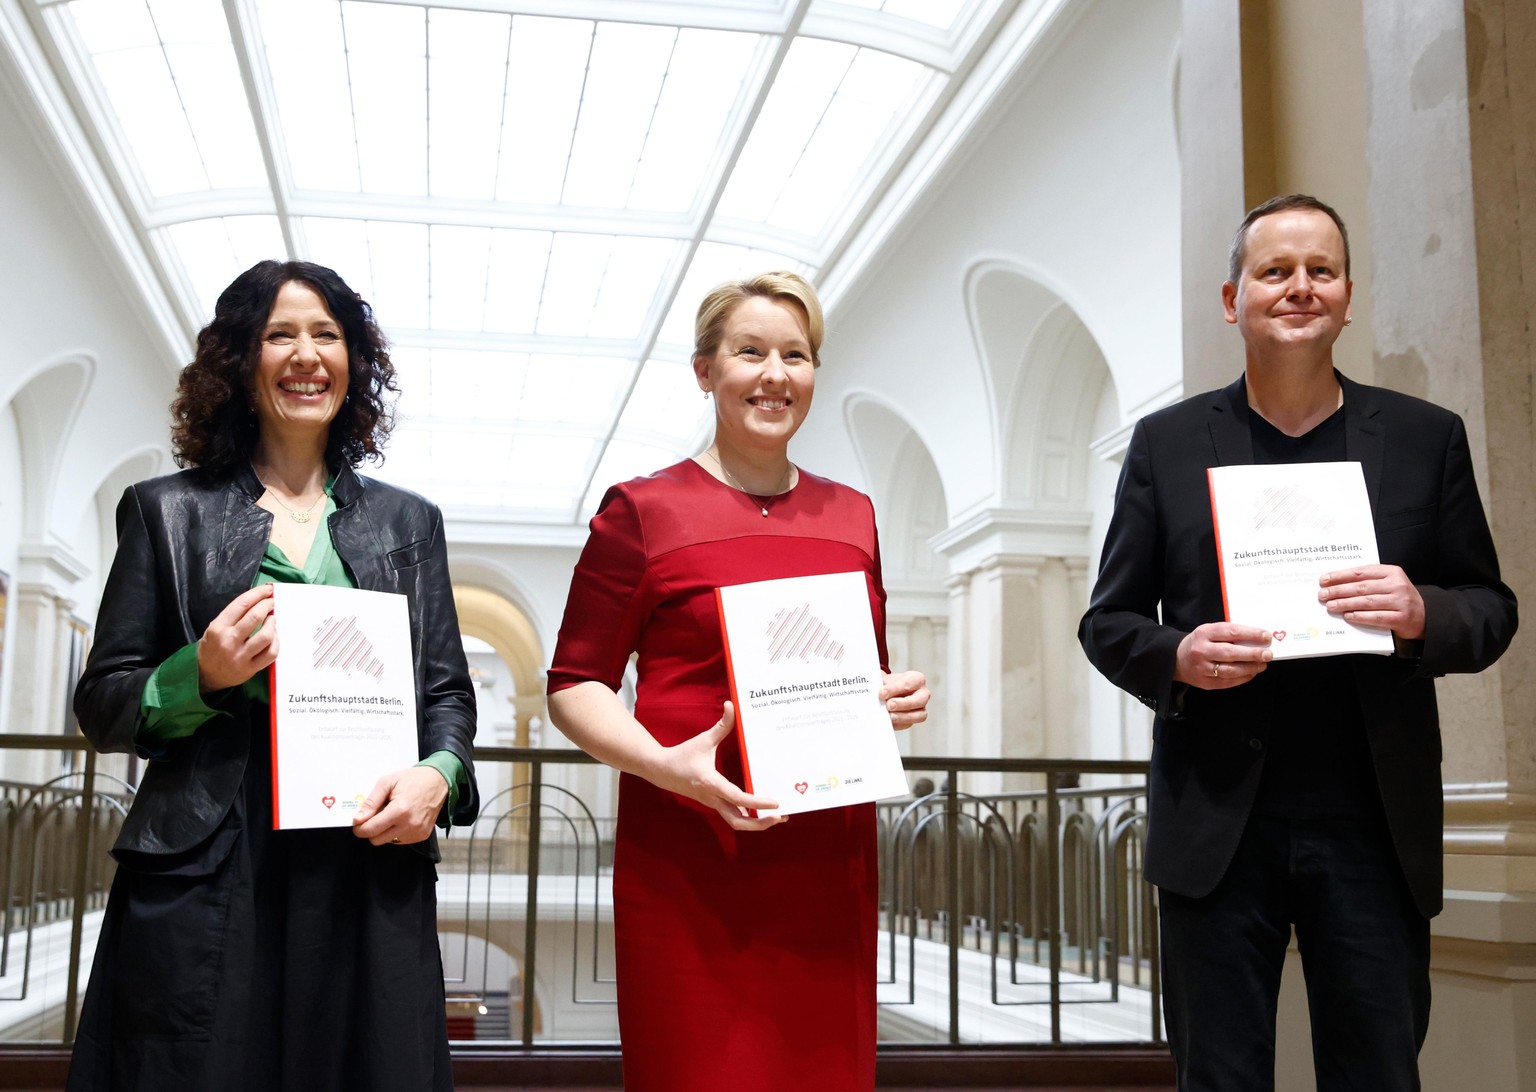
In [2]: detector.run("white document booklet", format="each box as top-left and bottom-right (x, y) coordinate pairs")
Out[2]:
(1207, 461), (1393, 659)
(268, 583), (419, 829)
(715, 570), (910, 816)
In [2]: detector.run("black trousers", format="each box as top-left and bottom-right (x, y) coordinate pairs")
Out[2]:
(1158, 813), (1430, 1092)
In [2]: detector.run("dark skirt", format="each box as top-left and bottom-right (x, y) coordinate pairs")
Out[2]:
(67, 718), (452, 1092)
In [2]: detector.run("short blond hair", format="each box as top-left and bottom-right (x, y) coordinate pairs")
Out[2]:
(693, 271), (824, 367)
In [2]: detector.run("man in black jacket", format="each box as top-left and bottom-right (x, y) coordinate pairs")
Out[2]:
(1079, 194), (1516, 1090)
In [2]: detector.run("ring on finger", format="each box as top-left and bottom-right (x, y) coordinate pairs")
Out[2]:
(1210, 662), (1221, 679)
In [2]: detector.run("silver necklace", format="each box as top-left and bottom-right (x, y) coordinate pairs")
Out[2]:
(259, 480), (325, 524)
(705, 449), (792, 518)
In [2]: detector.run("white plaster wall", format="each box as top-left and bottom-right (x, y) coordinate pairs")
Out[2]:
(0, 64), (180, 753)
(0, 406), (23, 558)
(796, 0), (1182, 520)
(0, 53), (178, 614)
(0, 405), (21, 729)
(70, 483), (103, 618)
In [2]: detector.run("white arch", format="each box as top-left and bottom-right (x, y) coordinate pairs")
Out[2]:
(844, 395), (947, 584)
(441, 554), (549, 644)
(962, 259), (1072, 502)
(844, 394), (915, 510)
(962, 256), (1114, 397)
(3, 354), (94, 540)
(961, 260), (1117, 510)
(1002, 300), (1114, 509)
(83, 446), (165, 597)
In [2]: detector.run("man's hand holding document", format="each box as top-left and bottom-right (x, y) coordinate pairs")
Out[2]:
(1207, 461), (1393, 659)
(716, 571), (909, 815)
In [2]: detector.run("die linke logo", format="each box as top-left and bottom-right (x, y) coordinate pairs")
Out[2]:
(1272, 627), (1324, 643)
(312, 614), (387, 679)
(321, 792), (367, 811)
(765, 603), (847, 664)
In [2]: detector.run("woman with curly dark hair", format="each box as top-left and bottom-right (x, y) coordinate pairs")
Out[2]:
(67, 260), (479, 1091)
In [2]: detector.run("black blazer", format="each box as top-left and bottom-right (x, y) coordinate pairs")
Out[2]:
(1078, 373), (1516, 917)
(75, 463), (480, 864)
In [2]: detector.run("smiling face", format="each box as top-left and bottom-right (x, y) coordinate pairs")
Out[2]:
(1223, 208), (1353, 362)
(694, 295), (816, 457)
(249, 280), (349, 443)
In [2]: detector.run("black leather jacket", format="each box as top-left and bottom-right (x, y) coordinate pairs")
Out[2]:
(75, 462), (479, 863)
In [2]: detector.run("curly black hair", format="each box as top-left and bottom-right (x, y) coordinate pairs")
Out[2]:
(170, 260), (398, 473)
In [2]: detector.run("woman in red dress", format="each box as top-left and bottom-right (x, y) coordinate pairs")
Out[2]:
(547, 272), (928, 1091)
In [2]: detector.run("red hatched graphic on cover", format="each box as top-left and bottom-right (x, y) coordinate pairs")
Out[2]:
(312, 614), (387, 679)
(765, 602), (847, 664)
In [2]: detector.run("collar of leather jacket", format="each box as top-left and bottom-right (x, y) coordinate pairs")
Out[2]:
(233, 460), (364, 508)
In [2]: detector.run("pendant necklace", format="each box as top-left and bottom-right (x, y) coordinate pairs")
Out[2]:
(259, 480), (325, 524)
(706, 449), (792, 517)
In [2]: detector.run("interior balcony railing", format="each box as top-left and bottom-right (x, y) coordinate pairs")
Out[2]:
(0, 734), (1163, 1081)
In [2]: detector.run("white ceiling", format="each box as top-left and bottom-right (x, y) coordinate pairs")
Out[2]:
(15, 0), (1072, 527)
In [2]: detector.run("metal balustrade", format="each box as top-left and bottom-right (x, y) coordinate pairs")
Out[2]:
(0, 736), (1161, 1050)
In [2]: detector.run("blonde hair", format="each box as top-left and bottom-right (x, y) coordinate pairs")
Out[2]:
(693, 271), (824, 367)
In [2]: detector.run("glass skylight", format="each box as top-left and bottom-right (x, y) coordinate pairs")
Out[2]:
(656, 241), (813, 349)
(48, 0), (1009, 525)
(165, 216), (287, 317)
(70, 0), (265, 196)
(831, 0), (975, 30)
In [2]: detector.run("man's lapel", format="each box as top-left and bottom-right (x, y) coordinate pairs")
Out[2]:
(1340, 371), (1385, 515)
(1207, 375), (1253, 465)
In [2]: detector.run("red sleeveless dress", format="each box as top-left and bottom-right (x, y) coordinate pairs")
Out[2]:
(548, 459), (889, 1092)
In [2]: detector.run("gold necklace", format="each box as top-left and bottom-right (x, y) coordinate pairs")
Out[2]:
(259, 480), (325, 524)
(705, 449), (792, 517)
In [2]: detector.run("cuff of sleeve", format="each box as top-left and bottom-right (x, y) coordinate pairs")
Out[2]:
(138, 642), (229, 746)
(1150, 629), (1190, 719)
(416, 751), (468, 829)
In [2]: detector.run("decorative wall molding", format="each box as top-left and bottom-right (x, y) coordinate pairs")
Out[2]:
(17, 537), (88, 587)
(929, 506), (1092, 574)
(1440, 782), (1536, 900)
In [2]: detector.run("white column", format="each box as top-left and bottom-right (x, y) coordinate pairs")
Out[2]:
(4, 539), (88, 784)
(932, 509), (1094, 793)
(942, 571), (971, 764)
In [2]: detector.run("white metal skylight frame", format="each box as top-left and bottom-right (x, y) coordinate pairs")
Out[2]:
(22, 0), (1026, 527)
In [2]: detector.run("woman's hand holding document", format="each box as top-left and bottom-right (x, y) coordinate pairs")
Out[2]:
(716, 571), (909, 815)
(268, 583), (419, 828)
(1207, 461), (1394, 660)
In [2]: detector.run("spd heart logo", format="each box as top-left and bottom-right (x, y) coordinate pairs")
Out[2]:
(321, 795), (336, 809)
(794, 781), (809, 794)
(1273, 630), (1287, 641)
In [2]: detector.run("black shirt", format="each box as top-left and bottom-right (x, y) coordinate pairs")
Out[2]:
(1247, 405), (1381, 818)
